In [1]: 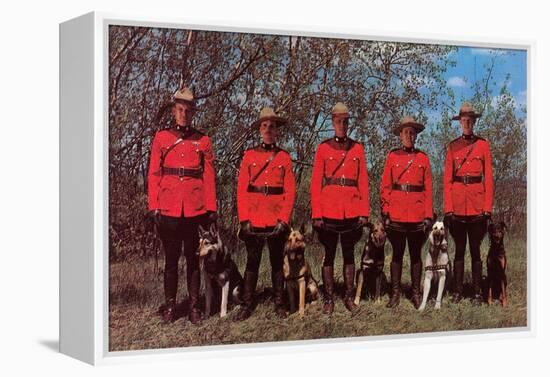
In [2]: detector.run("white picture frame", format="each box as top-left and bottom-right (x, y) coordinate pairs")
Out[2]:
(59, 11), (534, 365)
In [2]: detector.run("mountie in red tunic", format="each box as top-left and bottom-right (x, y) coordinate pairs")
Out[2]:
(444, 135), (494, 216)
(380, 147), (433, 223)
(148, 127), (216, 218)
(237, 144), (296, 227)
(310, 137), (370, 220)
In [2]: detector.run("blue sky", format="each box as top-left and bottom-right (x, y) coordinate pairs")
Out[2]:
(443, 46), (527, 110)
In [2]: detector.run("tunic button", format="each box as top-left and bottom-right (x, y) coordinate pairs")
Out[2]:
(265, 171), (268, 174)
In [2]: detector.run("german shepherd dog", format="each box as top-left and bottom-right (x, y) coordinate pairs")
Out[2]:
(283, 225), (319, 317)
(487, 221), (508, 307)
(419, 221), (452, 311)
(197, 223), (243, 318)
(354, 221), (387, 305)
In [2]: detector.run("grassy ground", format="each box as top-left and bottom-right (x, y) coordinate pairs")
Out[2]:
(109, 233), (527, 351)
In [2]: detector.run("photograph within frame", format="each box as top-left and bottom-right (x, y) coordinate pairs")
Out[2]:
(107, 22), (528, 352)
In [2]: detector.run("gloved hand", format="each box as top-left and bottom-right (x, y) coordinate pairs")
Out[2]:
(146, 209), (161, 229)
(272, 220), (290, 238)
(483, 211), (493, 229)
(422, 217), (433, 235)
(312, 218), (324, 231)
(358, 216), (369, 227)
(443, 212), (454, 228)
(238, 220), (252, 241)
(381, 213), (391, 228)
(206, 211), (218, 225)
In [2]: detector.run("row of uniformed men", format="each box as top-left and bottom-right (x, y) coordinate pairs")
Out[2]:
(147, 87), (493, 325)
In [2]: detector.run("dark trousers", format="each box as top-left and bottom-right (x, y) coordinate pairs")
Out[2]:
(243, 229), (286, 274)
(318, 218), (363, 267)
(449, 216), (487, 263)
(387, 222), (426, 265)
(158, 213), (209, 303)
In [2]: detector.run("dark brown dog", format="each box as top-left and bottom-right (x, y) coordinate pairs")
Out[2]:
(487, 221), (508, 307)
(283, 225), (319, 317)
(355, 221), (387, 305)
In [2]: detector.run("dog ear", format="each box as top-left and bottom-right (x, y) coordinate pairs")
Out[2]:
(433, 212), (438, 222)
(299, 222), (306, 235)
(209, 221), (218, 235)
(488, 222), (495, 233)
(500, 221), (508, 232)
(198, 224), (207, 238)
(366, 221), (373, 231)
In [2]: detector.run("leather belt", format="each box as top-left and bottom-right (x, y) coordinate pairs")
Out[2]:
(391, 183), (425, 192)
(161, 166), (203, 178)
(453, 175), (482, 184)
(247, 184), (284, 195)
(323, 177), (358, 187)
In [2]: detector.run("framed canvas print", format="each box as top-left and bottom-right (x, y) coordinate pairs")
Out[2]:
(59, 11), (532, 365)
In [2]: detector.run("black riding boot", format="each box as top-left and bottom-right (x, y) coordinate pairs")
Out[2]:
(234, 271), (258, 321)
(272, 270), (287, 318)
(472, 260), (483, 306)
(386, 262), (402, 308)
(411, 262), (422, 309)
(322, 266), (335, 314)
(452, 260), (464, 303)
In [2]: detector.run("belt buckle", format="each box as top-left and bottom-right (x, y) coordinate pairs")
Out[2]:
(263, 184), (269, 196)
(339, 176), (345, 186)
(403, 183), (410, 191)
(178, 167), (185, 178)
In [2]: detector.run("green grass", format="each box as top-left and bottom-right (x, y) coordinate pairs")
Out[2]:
(109, 233), (527, 351)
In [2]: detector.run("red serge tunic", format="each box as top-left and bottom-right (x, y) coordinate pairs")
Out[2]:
(380, 147), (433, 223)
(310, 138), (370, 220)
(443, 135), (494, 216)
(147, 127), (217, 218)
(237, 146), (296, 227)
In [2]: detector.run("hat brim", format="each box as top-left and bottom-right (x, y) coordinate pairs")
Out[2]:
(392, 122), (425, 136)
(251, 116), (288, 128)
(452, 111), (482, 121)
(173, 98), (199, 110)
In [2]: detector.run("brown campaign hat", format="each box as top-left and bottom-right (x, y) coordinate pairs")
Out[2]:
(332, 102), (350, 118)
(172, 87), (198, 109)
(392, 116), (425, 136)
(251, 107), (288, 128)
(452, 102), (482, 121)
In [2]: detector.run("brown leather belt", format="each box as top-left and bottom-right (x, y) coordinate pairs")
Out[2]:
(161, 167), (203, 178)
(247, 184), (284, 195)
(391, 183), (424, 192)
(453, 175), (482, 184)
(323, 177), (358, 187)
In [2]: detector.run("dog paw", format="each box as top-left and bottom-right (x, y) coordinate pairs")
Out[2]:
(353, 298), (360, 306)
(434, 303), (441, 310)
(418, 305), (426, 311)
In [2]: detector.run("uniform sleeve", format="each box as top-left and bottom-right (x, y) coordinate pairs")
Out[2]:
(236, 151), (250, 222)
(483, 141), (494, 213)
(202, 136), (217, 212)
(357, 144), (370, 217)
(424, 155), (434, 219)
(279, 153), (296, 223)
(443, 145), (454, 214)
(147, 132), (162, 211)
(310, 145), (324, 219)
(380, 153), (393, 215)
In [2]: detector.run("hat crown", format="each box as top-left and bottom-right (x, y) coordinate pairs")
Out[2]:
(400, 115), (418, 125)
(459, 102), (476, 113)
(259, 107), (277, 118)
(173, 87), (195, 102)
(332, 102), (349, 115)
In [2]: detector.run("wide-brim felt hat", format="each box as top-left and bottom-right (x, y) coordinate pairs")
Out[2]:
(452, 102), (482, 121)
(332, 102), (351, 118)
(251, 107), (288, 128)
(392, 116), (425, 136)
(172, 87), (198, 110)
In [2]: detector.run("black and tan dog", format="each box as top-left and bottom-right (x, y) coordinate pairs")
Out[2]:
(487, 221), (508, 307)
(354, 221), (387, 305)
(197, 223), (243, 318)
(283, 225), (319, 317)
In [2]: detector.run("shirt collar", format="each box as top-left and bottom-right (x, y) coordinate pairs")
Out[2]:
(261, 142), (276, 150)
(334, 136), (348, 143)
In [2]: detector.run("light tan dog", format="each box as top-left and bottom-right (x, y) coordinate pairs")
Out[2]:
(283, 225), (319, 317)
